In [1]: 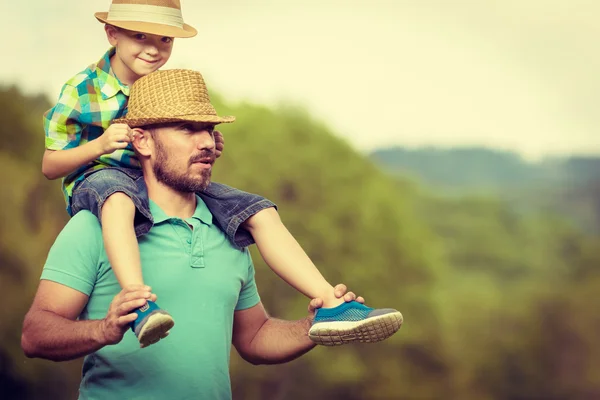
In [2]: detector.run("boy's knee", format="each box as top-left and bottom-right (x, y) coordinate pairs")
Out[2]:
(102, 192), (135, 212)
(244, 207), (279, 230)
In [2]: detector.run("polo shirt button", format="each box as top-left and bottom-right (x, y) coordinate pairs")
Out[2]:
(186, 238), (191, 244)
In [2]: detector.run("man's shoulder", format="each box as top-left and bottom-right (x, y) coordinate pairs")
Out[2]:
(63, 211), (102, 238)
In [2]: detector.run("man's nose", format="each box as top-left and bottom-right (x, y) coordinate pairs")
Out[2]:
(196, 131), (215, 150)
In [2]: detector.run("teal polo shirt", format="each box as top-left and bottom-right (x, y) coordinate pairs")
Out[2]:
(41, 196), (260, 400)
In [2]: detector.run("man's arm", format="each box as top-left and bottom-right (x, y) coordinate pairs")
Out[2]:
(232, 301), (315, 365)
(21, 280), (153, 361)
(232, 284), (363, 365)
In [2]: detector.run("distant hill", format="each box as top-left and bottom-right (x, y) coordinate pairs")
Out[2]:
(370, 146), (600, 232)
(370, 146), (600, 190)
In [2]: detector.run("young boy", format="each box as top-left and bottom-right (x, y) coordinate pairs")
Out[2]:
(43, 0), (402, 348)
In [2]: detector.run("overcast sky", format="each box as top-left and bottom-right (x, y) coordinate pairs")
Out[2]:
(2, 0), (598, 160)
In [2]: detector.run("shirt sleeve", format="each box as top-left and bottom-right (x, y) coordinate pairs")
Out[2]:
(40, 211), (103, 296)
(43, 84), (83, 150)
(235, 249), (261, 311)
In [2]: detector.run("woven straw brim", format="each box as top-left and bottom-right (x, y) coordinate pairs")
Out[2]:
(114, 114), (235, 128)
(95, 13), (197, 38)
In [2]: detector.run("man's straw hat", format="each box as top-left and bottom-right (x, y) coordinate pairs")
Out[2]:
(114, 69), (235, 127)
(95, 0), (197, 38)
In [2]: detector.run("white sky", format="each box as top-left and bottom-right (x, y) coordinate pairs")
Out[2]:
(1, 0), (598, 160)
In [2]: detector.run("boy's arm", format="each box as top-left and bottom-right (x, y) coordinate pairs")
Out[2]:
(21, 280), (153, 361)
(42, 82), (132, 180)
(42, 145), (104, 180)
(42, 123), (132, 180)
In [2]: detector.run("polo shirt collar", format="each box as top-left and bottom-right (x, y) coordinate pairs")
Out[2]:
(96, 47), (130, 100)
(149, 195), (213, 226)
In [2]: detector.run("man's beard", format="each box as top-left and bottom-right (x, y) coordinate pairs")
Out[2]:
(152, 139), (214, 193)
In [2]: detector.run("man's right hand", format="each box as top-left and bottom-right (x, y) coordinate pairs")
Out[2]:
(98, 285), (157, 345)
(97, 123), (133, 155)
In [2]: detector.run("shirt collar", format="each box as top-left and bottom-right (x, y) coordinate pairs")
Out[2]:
(96, 47), (130, 100)
(149, 195), (213, 226)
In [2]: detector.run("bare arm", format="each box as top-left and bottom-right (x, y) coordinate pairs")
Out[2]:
(42, 124), (132, 180)
(21, 280), (153, 361)
(42, 144), (103, 180)
(232, 302), (315, 365)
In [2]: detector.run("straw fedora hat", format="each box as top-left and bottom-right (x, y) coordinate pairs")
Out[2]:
(114, 69), (235, 127)
(95, 0), (197, 38)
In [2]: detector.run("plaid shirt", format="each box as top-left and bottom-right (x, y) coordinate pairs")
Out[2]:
(44, 47), (140, 208)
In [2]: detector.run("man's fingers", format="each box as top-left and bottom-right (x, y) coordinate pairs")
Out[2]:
(308, 298), (323, 313)
(120, 288), (151, 303)
(123, 284), (152, 292)
(117, 286), (150, 301)
(356, 296), (365, 304)
(343, 291), (357, 302)
(118, 298), (147, 316)
(117, 313), (139, 327)
(333, 283), (347, 298)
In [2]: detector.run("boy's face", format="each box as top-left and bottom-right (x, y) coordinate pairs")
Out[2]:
(106, 25), (174, 85)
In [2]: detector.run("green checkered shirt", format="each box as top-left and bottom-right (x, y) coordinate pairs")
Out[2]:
(44, 47), (139, 211)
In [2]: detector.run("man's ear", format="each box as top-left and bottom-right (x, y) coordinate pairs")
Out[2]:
(105, 24), (119, 47)
(131, 128), (152, 157)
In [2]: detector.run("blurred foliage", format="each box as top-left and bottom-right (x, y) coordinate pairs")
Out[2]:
(1, 86), (599, 399)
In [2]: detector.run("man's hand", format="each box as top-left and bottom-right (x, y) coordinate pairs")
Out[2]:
(98, 285), (156, 345)
(307, 284), (365, 321)
(214, 130), (224, 158)
(97, 123), (133, 155)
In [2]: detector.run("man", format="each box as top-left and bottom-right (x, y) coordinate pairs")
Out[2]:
(21, 69), (364, 399)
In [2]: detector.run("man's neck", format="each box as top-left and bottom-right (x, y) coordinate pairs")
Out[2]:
(146, 180), (197, 219)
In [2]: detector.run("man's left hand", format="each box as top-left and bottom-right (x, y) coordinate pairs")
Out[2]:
(214, 130), (224, 158)
(307, 284), (365, 321)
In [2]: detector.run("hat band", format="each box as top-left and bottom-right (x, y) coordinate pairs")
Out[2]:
(107, 4), (184, 29)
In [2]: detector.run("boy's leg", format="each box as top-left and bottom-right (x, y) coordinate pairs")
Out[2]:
(71, 168), (174, 348)
(101, 193), (144, 287)
(245, 207), (343, 308)
(199, 183), (403, 345)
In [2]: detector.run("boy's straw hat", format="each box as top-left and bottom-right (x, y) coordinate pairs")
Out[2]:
(114, 69), (235, 127)
(95, 0), (197, 38)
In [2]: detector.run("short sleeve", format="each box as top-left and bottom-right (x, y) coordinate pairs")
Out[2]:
(44, 84), (83, 150)
(235, 249), (261, 311)
(40, 211), (103, 296)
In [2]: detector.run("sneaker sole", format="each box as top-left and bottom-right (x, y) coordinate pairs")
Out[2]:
(308, 311), (403, 346)
(138, 313), (175, 348)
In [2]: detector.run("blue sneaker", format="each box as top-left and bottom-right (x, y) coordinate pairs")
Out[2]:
(131, 300), (174, 348)
(309, 301), (403, 346)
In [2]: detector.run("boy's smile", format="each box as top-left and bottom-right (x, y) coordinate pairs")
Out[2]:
(106, 25), (174, 86)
